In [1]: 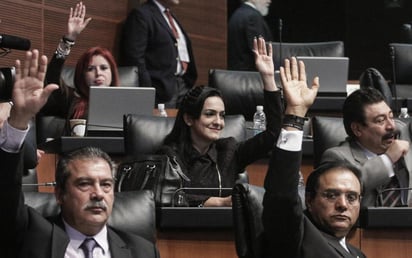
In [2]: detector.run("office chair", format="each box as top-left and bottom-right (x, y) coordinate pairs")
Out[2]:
(270, 41), (345, 70)
(388, 43), (412, 99)
(24, 190), (156, 243)
(232, 183), (265, 258)
(208, 69), (264, 121)
(123, 114), (247, 156)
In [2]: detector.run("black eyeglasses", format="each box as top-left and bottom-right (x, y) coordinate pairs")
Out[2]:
(317, 189), (361, 205)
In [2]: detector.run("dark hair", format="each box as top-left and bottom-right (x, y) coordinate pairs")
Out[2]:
(74, 46), (120, 99)
(305, 161), (363, 199)
(343, 87), (386, 139)
(55, 146), (114, 194)
(162, 86), (224, 162)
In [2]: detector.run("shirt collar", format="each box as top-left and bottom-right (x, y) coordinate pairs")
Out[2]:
(63, 219), (109, 255)
(244, 2), (257, 9)
(153, 0), (167, 13)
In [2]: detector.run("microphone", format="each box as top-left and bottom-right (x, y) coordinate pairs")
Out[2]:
(278, 18), (283, 71)
(0, 34), (31, 50)
(22, 182), (56, 187)
(390, 46), (399, 116)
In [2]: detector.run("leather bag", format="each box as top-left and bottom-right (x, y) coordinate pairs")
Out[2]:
(115, 154), (190, 206)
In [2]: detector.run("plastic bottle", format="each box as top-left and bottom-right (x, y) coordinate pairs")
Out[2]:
(253, 105), (266, 135)
(398, 107), (410, 119)
(158, 103), (168, 117)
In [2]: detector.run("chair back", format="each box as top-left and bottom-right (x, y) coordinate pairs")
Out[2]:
(359, 67), (393, 109)
(124, 114), (247, 156)
(311, 116), (347, 168)
(232, 183), (265, 258)
(208, 69), (263, 121)
(389, 43), (412, 84)
(271, 41), (345, 70)
(23, 190), (156, 243)
(61, 65), (139, 88)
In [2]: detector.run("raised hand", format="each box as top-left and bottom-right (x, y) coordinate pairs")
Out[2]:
(66, 1), (92, 41)
(280, 57), (319, 117)
(252, 37), (277, 91)
(9, 50), (58, 129)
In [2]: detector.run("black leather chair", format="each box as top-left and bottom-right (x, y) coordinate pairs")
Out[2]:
(359, 67), (393, 109)
(232, 183), (265, 258)
(388, 43), (412, 99)
(311, 116), (347, 168)
(208, 69), (264, 121)
(271, 41), (345, 70)
(36, 115), (66, 144)
(23, 190), (156, 243)
(60, 65), (139, 88)
(124, 113), (247, 156)
(400, 23), (412, 43)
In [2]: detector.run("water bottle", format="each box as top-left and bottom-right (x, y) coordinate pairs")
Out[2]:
(158, 103), (168, 117)
(398, 107), (410, 119)
(253, 105), (266, 135)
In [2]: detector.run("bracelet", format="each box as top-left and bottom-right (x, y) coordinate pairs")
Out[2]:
(55, 36), (76, 59)
(8, 101), (14, 107)
(62, 36), (75, 46)
(283, 114), (308, 131)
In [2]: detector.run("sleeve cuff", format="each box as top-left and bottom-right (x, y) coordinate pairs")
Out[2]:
(380, 153), (395, 177)
(0, 119), (28, 153)
(276, 128), (303, 151)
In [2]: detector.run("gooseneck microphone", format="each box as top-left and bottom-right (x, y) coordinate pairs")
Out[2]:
(390, 46), (399, 116)
(0, 34), (31, 50)
(278, 18), (283, 71)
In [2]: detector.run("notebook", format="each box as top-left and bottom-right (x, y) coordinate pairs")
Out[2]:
(296, 56), (349, 96)
(87, 86), (156, 136)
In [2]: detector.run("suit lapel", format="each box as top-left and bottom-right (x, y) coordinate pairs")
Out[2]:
(323, 233), (358, 258)
(50, 219), (70, 258)
(108, 228), (132, 258)
(349, 141), (368, 165)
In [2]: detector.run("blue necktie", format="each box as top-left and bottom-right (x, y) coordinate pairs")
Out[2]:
(80, 238), (97, 258)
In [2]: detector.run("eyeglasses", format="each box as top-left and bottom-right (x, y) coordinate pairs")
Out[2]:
(317, 189), (361, 205)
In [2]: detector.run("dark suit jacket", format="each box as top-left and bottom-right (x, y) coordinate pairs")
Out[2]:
(0, 149), (159, 258)
(227, 3), (273, 71)
(262, 147), (366, 258)
(121, 0), (197, 104)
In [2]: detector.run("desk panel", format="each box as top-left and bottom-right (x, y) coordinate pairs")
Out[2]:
(157, 230), (237, 258)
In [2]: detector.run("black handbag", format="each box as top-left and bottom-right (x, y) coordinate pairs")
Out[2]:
(115, 154), (190, 206)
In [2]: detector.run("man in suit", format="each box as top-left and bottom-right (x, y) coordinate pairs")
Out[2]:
(228, 0), (273, 71)
(262, 55), (365, 257)
(321, 87), (411, 207)
(121, 0), (197, 108)
(1, 49), (159, 258)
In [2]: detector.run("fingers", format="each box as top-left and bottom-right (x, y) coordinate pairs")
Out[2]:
(23, 50), (32, 77)
(37, 54), (48, 82)
(29, 49), (39, 78)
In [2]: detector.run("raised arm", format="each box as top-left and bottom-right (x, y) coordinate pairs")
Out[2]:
(9, 50), (58, 130)
(253, 37), (277, 92)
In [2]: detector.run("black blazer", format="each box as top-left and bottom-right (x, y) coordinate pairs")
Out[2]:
(262, 147), (366, 258)
(0, 149), (159, 258)
(121, 0), (197, 104)
(228, 3), (273, 71)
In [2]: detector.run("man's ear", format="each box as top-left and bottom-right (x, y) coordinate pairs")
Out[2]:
(55, 188), (63, 205)
(351, 122), (362, 137)
(183, 113), (193, 126)
(305, 194), (312, 211)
